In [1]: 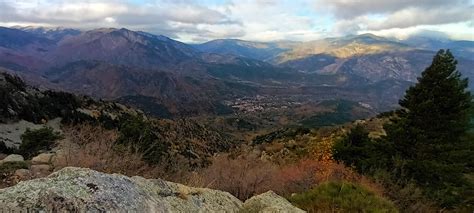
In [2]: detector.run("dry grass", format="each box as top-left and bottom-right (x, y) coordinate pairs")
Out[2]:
(184, 154), (280, 200)
(179, 127), (387, 201)
(277, 159), (385, 197)
(183, 150), (385, 201)
(49, 124), (386, 206)
(54, 124), (163, 178)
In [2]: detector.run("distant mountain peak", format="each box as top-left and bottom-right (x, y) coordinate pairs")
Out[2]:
(342, 33), (396, 44)
(136, 31), (172, 41)
(356, 33), (384, 39)
(14, 25), (78, 32)
(13, 26), (81, 42)
(87, 28), (118, 34)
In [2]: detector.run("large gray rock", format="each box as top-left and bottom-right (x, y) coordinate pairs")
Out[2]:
(13, 169), (31, 179)
(241, 191), (305, 213)
(0, 154), (24, 164)
(31, 153), (55, 165)
(29, 164), (52, 177)
(0, 167), (304, 212)
(0, 167), (242, 212)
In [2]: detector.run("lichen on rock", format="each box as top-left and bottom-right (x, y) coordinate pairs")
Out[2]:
(241, 191), (305, 213)
(0, 167), (303, 212)
(0, 154), (24, 164)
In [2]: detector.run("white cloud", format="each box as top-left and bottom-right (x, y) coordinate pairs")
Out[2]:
(219, 0), (327, 41)
(104, 17), (116, 23)
(0, 1), (128, 23)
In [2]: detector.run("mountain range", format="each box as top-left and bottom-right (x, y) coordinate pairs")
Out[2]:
(1, 26), (473, 117)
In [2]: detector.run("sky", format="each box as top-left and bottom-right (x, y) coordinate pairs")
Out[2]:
(0, 0), (473, 42)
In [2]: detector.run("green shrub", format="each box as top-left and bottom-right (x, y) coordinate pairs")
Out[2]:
(0, 161), (28, 174)
(370, 169), (439, 212)
(0, 141), (15, 154)
(299, 100), (369, 128)
(19, 127), (62, 159)
(116, 115), (168, 165)
(289, 181), (398, 213)
(332, 125), (372, 170)
(333, 125), (392, 174)
(252, 127), (310, 145)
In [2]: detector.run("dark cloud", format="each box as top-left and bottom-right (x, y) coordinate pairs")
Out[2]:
(318, 0), (473, 35)
(368, 6), (474, 30)
(0, 2), (26, 22)
(318, 0), (470, 19)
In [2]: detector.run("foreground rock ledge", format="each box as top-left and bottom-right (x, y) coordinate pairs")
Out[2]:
(0, 167), (304, 212)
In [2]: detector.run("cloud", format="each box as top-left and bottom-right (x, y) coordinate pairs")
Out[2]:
(317, 0), (474, 38)
(0, 0), (330, 42)
(367, 7), (474, 30)
(0, 0), (472, 41)
(116, 3), (240, 25)
(220, 0), (327, 41)
(332, 17), (367, 36)
(0, 2), (20, 21)
(0, 0), (244, 41)
(0, 1), (128, 24)
(317, 0), (470, 19)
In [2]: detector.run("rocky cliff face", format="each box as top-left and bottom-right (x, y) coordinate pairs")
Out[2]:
(0, 167), (304, 212)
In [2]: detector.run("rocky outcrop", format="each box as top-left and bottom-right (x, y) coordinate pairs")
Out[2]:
(241, 191), (305, 213)
(29, 152), (55, 177)
(0, 119), (62, 148)
(0, 154), (24, 164)
(0, 167), (304, 212)
(31, 153), (55, 165)
(240, 191), (305, 213)
(13, 169), (31, 179)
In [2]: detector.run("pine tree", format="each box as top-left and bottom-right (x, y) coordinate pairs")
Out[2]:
(384, 50), (473, 206)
